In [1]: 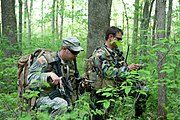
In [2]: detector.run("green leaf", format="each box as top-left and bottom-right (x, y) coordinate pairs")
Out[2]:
(104, 87), (114, 92)
(103, 100), (110, 109)
(96, 109), (103, 115)
(96, 89), (103, 93)
(125, 86), (131, 95)
(135, 90), (147, 96)
(102, 92), (112, 97)
(160, 69), (174, 74)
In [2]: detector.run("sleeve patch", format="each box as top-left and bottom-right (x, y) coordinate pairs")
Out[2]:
(38, 57), (46, 65)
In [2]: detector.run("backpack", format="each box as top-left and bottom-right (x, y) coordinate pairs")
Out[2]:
(85, 47), (111, 90)
(85, 46), (124, 90)
(17, 48), (51, 110)
(85, 53), (97, 89)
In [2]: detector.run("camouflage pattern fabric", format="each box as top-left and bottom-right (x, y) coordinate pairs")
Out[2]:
(88, 44), (149, 119)
(88, 44), (129, 90)
(36, 96), (68, 120)
(85, 44), (130, 120)
(27, 51), (77, 118)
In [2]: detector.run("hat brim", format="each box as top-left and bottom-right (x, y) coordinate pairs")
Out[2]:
(69, 46), (84, 51)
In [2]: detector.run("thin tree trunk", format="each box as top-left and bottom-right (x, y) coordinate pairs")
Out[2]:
(25, 0), (31, 43)
(24, 1), (27, 29)
(122, 12), (125, 30)
(71, 0), (74, 36)
(152, 3), (157, 45)
(132, 0), (139, 58)
(122, 0), (129, 42)
(60, 0), (64, 42)
(41, 0), (44, 40)
(0, 23), (1, 37)
(52, 0), (55, 43)
(148, 0), (155, 26)
(30, 0), (33, 18)
(140, 0), (150, 57)
(156, 0), (167, 119)
(167, 0), (173, 38)
(56, 0), (59, 40)
(19, 0), (23, 55)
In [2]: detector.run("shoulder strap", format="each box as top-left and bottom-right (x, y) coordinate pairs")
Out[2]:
(43, 51), (56, 63)
(51, 52), (73, 93)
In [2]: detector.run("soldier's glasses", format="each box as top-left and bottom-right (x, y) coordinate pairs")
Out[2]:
(68, 48), (80, 55)
(115, 37), (122, 41)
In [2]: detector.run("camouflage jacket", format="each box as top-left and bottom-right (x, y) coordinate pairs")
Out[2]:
(27, 51), (78, 103)
(87, 44), (129, 90)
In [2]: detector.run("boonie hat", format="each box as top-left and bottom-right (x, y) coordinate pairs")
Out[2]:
(62, 37), (84, 51)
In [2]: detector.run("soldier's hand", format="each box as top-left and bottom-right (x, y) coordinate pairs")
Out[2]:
(119, 61), (127, 66)
(48, 72), (62, 88)
(81, 78), (91, 88)
(128, 64), (141, 71)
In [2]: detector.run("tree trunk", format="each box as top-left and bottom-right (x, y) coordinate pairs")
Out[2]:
(56, 0), (59, 40)
(140, 0), (150, 57)
(152, 3), (157, 45)
(18, 0), (23, 55)
(30, 0), (33, 18)
(0, 23), (1, 37)
(41, 0), (44, 40)
(25, 0), (31, 43)
(1, 0), (18, 58)
(24, 1), (27, 29)
(132, 0), (139, 58)
(156, 0), (167, 119)
(122, 0), (130, 42)
(71, 0), (74, 36)
(52, 0), (55, 43)
(148, 0), (155, 25)
(167, 0), (173, 38)
(60, 0), (65, 42)
(87, 0), (112, 58)
(122, 12), (125, 30)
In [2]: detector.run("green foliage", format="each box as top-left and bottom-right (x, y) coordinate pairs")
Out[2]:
(0, 93), (19, 119)
(0, 55), (18, 93)
(57, 93), (93, 120)
(0, 0), (179, 119)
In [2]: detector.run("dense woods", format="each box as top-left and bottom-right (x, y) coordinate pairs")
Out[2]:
(0, 0), (179, 119)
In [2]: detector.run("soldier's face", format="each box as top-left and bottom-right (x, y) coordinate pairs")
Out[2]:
(65, 48), (79, 61)
(111, 32), (122, 48)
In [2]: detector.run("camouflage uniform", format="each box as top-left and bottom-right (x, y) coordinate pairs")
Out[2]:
(28, 37), (83, 119)
(87, 44), (129, 90)
(86, 44), (148, 119)
(85, 44), (129, 120)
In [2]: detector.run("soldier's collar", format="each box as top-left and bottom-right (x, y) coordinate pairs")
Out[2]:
(57, 51), (66, 65)
(104, 44), (119, 57)
(104, 44), (113, 53)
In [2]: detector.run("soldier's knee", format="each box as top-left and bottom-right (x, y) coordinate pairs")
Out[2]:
(52, 97), (68, 110)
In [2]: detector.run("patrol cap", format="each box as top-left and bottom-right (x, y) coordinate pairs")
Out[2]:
(62, 37), (84, 51)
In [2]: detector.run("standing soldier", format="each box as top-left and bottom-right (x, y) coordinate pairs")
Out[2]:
(27, 37), (84, 119)
(82, 26), (145, 119)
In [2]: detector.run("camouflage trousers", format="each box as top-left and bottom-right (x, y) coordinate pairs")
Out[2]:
(36, 96), (68, 120)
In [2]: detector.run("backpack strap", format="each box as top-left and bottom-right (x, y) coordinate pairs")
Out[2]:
(43, 52), (57, 63)
(91, 45), (108, 78)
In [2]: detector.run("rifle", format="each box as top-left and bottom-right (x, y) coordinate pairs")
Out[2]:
(49, 53), (72, 105)
(48, 77), (72, 106)
(73, 58), (81, 99)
